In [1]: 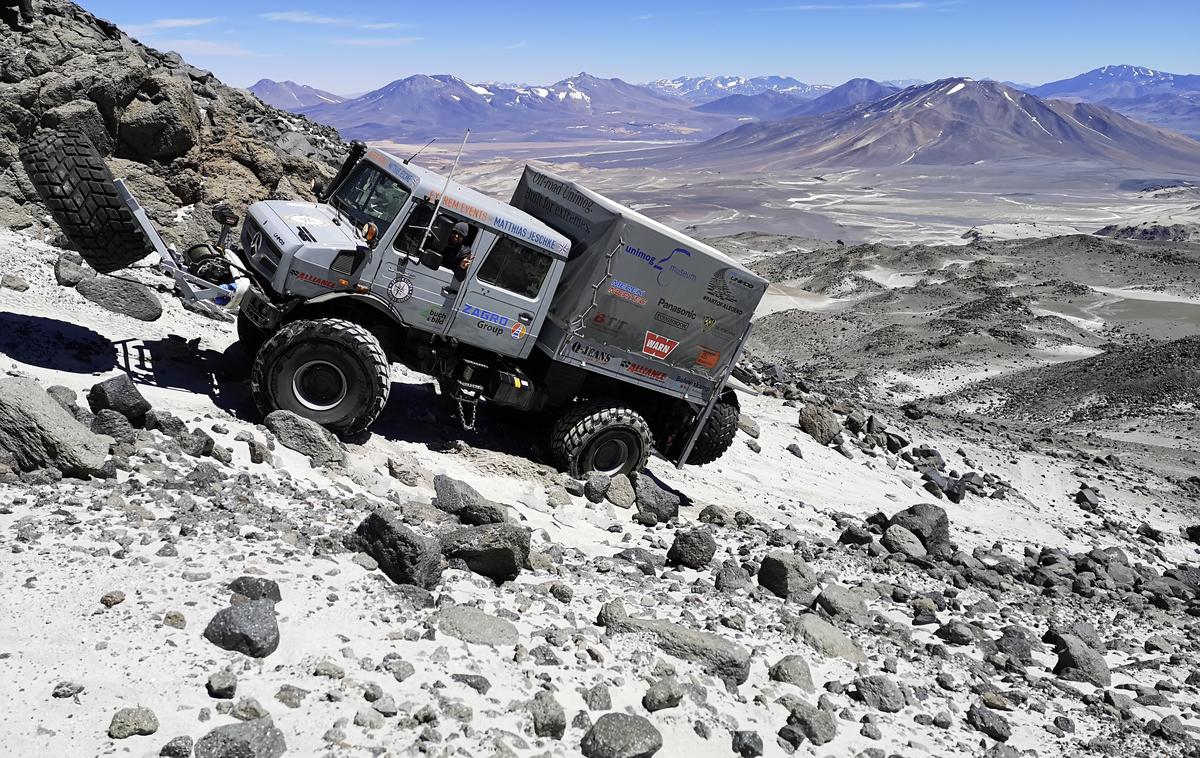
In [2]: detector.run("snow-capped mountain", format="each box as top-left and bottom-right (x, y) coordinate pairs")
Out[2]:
(644, 75), (832, 104)
(660, 78), (1200, 170)
(1029, 65), (1200, 137)
(1030, 65), (1200, 100)
(248, 79), (346, 110)
(785, 78), (900, 117)
(298, 73), (736, 140)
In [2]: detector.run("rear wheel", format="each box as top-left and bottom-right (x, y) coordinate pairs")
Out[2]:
(251, 318), (391, 435)
(682, 399), (740, 465)
(551, 400), (652, 478)
(19, 129), (149, 273)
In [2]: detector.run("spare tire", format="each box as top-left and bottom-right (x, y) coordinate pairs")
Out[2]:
(19, 129), (149, 274)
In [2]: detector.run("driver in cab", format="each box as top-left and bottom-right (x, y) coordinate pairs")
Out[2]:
(443, 221), (474, 281)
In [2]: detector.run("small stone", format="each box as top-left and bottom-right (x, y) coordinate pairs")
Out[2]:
(581, 712), (662, 758)
(52, 681), (84, 699)
(967, 702), (1012, 742)
(529, 690), (566, 739)
(206, 671), (237, 699)
(666, 526), (717, 569)
(194, 717), (285, 757)
(641, 678), (683, 712)
(605, 475), (636, 508)
(100, 590), (125, 608)
(855, 675), (904, 713)
(159, 735), (194, 758)
(163, 611), (186, 629)
(757, 551), (816, 600)
(768, 655), (813, 691)
(731, 730), (763, 757)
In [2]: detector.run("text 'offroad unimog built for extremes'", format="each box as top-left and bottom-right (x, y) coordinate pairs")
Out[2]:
(20, 131), (768, 477)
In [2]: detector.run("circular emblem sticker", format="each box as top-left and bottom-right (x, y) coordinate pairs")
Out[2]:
(510, 322), (527, 340)
(387, 276), (413, 302)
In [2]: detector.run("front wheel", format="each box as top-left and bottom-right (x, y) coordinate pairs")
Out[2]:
(250, 318), (391, 435)
(550, 400), (652, 478)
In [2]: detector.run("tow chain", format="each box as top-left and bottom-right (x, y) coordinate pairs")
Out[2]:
(455, 397), (477, 432)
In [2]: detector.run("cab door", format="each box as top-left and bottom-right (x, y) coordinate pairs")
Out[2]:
(446, 234), (559, 359)
(372, 204), (461, 335)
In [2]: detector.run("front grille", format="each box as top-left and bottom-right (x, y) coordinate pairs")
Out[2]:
(241, 217), (280, 276)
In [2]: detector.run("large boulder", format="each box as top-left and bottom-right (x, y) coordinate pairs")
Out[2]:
(440, 523), (530, 582)
(632, 473), (681, 522)
(797, 404), (840, 445)
(117, 72), (201, 161)
(0, 377), (109, 477)
(347, 511), (445, 589)
(666, 526), (717, 569)
(434, 605), (519, 646)
(432, 474), (507, 524)
(581, 712), (662, 758)
(194, 718), (286, 758)
(1052, 633), (1111, 686)
(757, 551), (816, 600)
(793, 613), (866, 662)
(76, 277), (162, 321)
(87, 374), (151, 426)
(202, 600), (279, 658)
(598, 601), (750, 686)
(263, 410), (344, 464)
(888, 503), (951, 555)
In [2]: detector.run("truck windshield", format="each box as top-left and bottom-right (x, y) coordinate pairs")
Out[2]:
(330, 164), (410, 230)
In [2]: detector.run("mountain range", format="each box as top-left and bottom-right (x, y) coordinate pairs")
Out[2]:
(642, 75), (832, 103)
(694, 78), (901, 121)
(644, 78), (1200, 171)
(248, 79), (346, 110)
(1028, 65), (1200, 137)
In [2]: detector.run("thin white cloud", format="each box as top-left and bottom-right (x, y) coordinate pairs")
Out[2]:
(759, 2), (932, 9)
(152, 39), (275, 58)
(124, 17), (221, 37)
(331, 36), (423, 47)
(360, 22), (410, 30)
(259, 10), (342, 25)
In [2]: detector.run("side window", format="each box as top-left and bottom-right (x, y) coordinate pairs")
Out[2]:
(477, 237), (553, 299)
(394, 204), (479, 262)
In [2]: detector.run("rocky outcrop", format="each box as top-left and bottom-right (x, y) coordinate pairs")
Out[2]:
(0, 1), (343, 248)
(0, 377), (110, 477)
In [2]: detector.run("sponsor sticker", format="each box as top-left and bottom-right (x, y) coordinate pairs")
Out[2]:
(642, 331), (680, 361)
(291, 269), (336, 289)
(424, 308), (447, 325)
(703, 268), (759, 316)
(624, 245), (697, 286)
(477, 321), (503, 336)
(571, 341), (615, 364)
(462, 303), (510, 326)
(653, 311), (690, 332)
(702, 316), (717, 332)
(607, 279), (648, 306)
(696, 348), (721, 369)
(590, 312), (630, 335)
(387, 276), (413, 302)
(510, 322), (527, 340)
(619, 359), (667, 382)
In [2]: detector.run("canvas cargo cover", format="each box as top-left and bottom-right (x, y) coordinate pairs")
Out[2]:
(511, 165), (768, 401)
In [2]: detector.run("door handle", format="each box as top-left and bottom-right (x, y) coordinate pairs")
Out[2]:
(518, 312), (533, 323)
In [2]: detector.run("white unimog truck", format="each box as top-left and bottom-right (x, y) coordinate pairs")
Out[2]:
(20, 131), (768, 476)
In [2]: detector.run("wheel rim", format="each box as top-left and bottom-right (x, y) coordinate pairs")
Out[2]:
(587, 430), (639, 475)
(292, 359), (348, 411)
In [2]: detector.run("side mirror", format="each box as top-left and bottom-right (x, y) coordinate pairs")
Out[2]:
(419, 249), (442, 270)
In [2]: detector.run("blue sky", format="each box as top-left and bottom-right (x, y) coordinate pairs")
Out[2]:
(85, 1), (1200, 95)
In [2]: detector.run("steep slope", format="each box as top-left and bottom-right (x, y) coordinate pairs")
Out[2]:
(645, 75), (831, 103)
(784, 78), (899, 117)
(692, 90), (807, 119)
(248, 79), (346, 109)
(662, 78), (1200, 170)
(0, 1), (343, 245)
(301, 72), (732, 140)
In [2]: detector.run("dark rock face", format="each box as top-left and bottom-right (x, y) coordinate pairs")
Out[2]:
(87, 374), (151, 425)
(0, 2), (344, 250)
(75, 277), (163, 321)
(433, 474), (507, 524)
(347, 511), (445, 589)
(888, 503), (951, 554)
(202, 600), (280, 658)
(193, 717), (286, 758)
(228, 576), (282, 603)
(666, 526), (717, 569)
(439, 523), (531, 582)
(580, 712), (662, 758)
(757, 551), (816, 600)
(632, 474), (681, 522)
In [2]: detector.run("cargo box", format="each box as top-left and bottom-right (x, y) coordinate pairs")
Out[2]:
(512, 166), (768, 403)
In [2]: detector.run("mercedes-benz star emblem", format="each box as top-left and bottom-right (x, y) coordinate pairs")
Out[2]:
(250, 232), (262, 255)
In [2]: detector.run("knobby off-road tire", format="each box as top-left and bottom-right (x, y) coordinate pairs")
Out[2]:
(551, 400), (652, 478)
(19, 129), (149, 273)
(682, 399), (739, 465)
(251, 318), (391, 435)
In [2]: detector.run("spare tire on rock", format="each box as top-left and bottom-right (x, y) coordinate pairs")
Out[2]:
(19, 129), (149, 274)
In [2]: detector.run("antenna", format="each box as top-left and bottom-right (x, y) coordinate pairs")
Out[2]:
(405, 137), (436, 165)
(415, 129), (470, 257)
